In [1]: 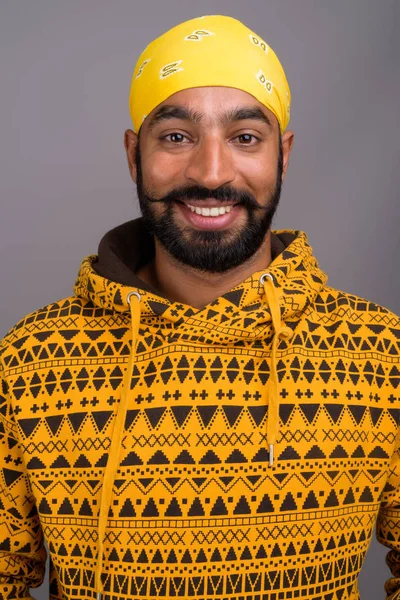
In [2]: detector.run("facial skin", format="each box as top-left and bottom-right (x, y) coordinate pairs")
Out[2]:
(134, 129), (283, 274)
(124, 87), (294, 306)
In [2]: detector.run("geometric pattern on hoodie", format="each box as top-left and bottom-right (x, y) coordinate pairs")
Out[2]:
(0, 229), (400, 600)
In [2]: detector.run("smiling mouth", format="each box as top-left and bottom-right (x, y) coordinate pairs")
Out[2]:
(173, 198), (243, 231)
(185, 204), (234, 216)
(175, 196), (239, 217)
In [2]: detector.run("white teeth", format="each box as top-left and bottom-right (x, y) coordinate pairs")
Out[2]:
(187, 204), (234, 216)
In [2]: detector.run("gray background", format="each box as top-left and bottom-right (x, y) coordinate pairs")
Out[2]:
(0, 0), (399, 598)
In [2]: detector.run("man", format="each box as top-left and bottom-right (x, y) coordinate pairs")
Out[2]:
(0, 14), (399, 600)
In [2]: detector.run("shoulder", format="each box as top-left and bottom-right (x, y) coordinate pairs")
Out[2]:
(314, 284), (399, 323)
(309, 284), (400, 355)
(0, 295), (94, 370)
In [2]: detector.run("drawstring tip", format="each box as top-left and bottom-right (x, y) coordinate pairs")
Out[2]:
(269, 444), (274, 466)
(97, 593), (102, 600)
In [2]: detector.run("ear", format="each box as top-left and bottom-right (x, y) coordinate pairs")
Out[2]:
(124, 129), (139, 183)
(281, 130), (294, 181)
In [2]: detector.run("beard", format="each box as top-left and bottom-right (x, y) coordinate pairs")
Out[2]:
(134, 137), (283, 274)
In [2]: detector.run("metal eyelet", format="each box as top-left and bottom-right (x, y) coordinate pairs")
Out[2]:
(126, 291), (141, 304)
(260, 273), (274, 285)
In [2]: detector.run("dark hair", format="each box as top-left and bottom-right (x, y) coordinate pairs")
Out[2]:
(135, 126), (142, 161)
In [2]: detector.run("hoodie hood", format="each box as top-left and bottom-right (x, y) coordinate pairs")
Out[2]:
(75, 218), (327, 326)
(73, 218), (327, 599)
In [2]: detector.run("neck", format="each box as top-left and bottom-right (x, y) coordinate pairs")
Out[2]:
(137, 232), (272, 308)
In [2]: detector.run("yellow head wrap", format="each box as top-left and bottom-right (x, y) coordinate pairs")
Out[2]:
(129, 15), (291, 134)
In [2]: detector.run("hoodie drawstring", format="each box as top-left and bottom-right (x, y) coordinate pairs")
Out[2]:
(93, 275), (289, 596)
(260, 273), (293, 467)
(95, 291), (141, 600)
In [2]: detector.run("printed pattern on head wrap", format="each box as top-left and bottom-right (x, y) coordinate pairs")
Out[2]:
(160, 60), (184, 80)
(184, 29), (215, 41)
(129, 15), (291, 133)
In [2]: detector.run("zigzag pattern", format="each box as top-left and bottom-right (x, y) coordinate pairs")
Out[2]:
(0, 229), (399, 599)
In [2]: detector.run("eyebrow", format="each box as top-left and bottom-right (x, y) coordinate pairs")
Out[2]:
(146, 104), (273, 132)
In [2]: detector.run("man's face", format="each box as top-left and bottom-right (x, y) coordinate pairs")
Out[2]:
(126, 87), (293, 273)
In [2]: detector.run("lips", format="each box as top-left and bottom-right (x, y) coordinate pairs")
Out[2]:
(176, 201), (243, 231)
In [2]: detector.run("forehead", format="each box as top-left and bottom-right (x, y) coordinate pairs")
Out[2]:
(143, 86), (278, 130)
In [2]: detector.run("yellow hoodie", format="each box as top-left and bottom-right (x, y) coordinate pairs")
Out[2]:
(0, 219), (400, 600)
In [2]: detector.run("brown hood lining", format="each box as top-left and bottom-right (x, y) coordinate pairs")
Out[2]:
(93, 218), (296, 295)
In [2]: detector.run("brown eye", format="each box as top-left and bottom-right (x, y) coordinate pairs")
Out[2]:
(236, 134), (259, 145)
(163, 133), (187, 143)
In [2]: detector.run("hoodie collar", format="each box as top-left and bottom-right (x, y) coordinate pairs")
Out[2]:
(74, 218), (327, 325)
(92, 218), (289, 294)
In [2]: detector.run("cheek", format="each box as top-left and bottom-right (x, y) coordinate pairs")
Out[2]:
(142, 152), (184, 192)
(236, 155), (277, 195)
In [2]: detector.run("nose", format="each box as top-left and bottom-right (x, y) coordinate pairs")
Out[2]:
(184, 135), (236, 190)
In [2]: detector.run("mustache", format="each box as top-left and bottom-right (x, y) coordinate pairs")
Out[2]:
(145, 185), (264, 210)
